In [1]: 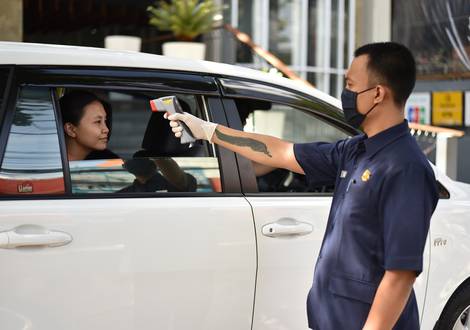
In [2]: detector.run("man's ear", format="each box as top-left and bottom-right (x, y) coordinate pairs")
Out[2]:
(374, 85), (386, 103)
(64, 123), (77, 138)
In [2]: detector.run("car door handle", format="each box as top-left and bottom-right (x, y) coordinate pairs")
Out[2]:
(0, 225), (73, 248)
(262, 218), (313, 238)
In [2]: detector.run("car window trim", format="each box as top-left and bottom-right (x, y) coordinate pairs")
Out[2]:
(206, 96), (241, 193)
(51, 88), (72, 195)
(220, 97), (258, 193)
(244, 192), (334, 198)
(22, 84), (215, 96)
(15, 66), (219, 95)
(0, 66), (14, 125)
(0, 67), (18, 168)
(217, 76), (359, 137)
(3, 72), (242, 197)
(0, 192), (245, 201)
(197, 95), (217, 157)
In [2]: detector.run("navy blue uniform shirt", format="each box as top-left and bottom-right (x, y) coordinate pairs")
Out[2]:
(294, 120), (439, 330)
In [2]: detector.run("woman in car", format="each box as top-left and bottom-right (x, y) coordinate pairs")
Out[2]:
(59, 90), (119, 160)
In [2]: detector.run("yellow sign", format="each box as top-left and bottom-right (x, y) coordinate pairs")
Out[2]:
(432, 91), (463, 126)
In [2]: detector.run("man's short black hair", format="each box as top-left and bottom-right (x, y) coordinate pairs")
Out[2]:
(354, 42), (416, 106)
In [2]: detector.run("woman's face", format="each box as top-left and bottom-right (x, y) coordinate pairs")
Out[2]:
(67, 100), (109, 152)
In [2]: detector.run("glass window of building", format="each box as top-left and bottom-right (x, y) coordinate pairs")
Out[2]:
(226, 0), (355, 98)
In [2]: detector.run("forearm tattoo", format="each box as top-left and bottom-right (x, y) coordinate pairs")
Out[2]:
(215, 129), (273, 158)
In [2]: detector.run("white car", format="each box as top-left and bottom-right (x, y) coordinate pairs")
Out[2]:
(0, 42), (469, 330)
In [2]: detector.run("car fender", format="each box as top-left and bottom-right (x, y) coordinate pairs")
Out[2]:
(421, 167), (470, 329)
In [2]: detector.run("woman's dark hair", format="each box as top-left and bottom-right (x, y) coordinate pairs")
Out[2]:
(354, 42), (416, 106)
(59, 90), (112, 134)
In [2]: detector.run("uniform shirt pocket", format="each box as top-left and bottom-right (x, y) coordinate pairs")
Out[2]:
(328, 274), (378, 305)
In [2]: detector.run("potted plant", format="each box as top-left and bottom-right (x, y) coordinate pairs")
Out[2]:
(147, 0), (221, 60)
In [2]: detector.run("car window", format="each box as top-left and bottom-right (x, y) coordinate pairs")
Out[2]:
(236, 98), (349, 193)
(57, 89), (221, 194)
(243, 102), (348, 143)
(0, 87), (65, 195)
(0, 68), (9, 111)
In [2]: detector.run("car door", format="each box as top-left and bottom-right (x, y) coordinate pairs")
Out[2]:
(218, 78), (355, 329)
(0, 68), (256, 330)
(219, 77), (430, 329)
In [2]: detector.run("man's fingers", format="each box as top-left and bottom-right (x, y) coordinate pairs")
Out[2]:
(166, 113), (184, 139)
(169, 120), (180, 128)
(167, 113), (185, 121)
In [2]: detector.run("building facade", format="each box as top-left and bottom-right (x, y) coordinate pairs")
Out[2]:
(391, 0), (470, 182)
(220, 0), (356, 99)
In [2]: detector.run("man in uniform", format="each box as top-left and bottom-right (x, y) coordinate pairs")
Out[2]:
(165, 42), (439, 329)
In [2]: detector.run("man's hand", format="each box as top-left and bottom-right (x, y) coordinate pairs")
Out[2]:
(165, 112), (217, 142)
(362, 270), (416, 330)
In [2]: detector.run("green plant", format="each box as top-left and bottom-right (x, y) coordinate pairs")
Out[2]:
(147, 0), (221, 41)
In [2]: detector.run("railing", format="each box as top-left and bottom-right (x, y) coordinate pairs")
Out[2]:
(223, 24), (315, 88)
(408, 123), (465, 180)
(408, 122), (465, 138)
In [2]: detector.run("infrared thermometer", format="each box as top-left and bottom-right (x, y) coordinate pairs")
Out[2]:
(149, 96), (196, 145)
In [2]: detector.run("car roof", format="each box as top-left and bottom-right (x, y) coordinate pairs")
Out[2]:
(0, 41), (341, 109)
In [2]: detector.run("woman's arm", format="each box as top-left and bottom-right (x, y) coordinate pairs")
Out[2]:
(153, 157), (189, 191)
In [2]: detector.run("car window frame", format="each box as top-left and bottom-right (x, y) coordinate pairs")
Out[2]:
(217, 77), (358, 136)
(0, 66), (242, 200)
(218, 77), (359, 196)
(0, 66), (15, 167)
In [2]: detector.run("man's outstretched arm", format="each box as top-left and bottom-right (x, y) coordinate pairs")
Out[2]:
(165, 112), (304, 174)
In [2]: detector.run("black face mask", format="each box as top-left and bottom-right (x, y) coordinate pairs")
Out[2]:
(341, 87), (378, 129)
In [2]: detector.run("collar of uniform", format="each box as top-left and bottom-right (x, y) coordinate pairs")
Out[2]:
(363, 120), (410, 158)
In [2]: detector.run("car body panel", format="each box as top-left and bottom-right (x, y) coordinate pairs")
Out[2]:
(0, 198), (256, 330)
(246, 196), (331, 329)
(420, 170), (470, 329)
